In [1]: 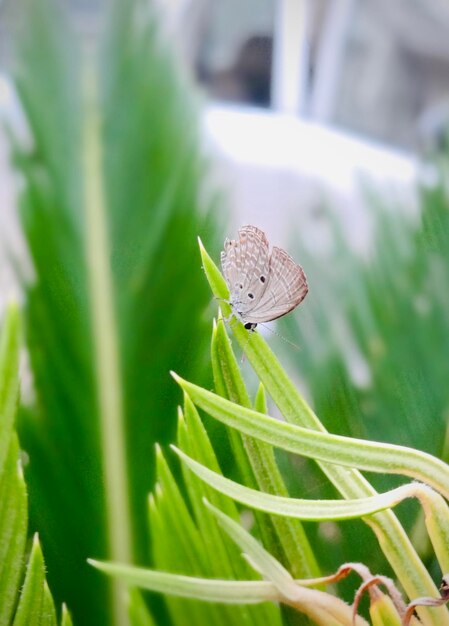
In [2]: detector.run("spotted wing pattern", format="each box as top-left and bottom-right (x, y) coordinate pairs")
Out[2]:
(243, 245), (308, 323)
(221, 225), (308, 325)
(221, 225), (270, 322)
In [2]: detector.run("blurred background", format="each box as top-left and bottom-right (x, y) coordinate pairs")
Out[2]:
(1, 1), (449, 626)
(4, 0), (449, 272)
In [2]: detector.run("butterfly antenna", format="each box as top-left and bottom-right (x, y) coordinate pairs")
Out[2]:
(258, 323), (301, 351)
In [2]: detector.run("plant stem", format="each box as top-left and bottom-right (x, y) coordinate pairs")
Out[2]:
(82, 54), (131, 626)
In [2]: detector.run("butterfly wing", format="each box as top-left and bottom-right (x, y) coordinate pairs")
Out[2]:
(243, 246), (308, 323)
(221, 225), (270, 318)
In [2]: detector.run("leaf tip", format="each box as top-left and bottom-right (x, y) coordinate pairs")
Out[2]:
(202, 496), (212, 510)
(170, 444), (190, 466)
(197, 234), (217, 269)
(170, 370), (182, 384)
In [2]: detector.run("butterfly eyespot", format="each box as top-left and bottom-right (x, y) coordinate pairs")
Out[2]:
(221, 226), (308, 327)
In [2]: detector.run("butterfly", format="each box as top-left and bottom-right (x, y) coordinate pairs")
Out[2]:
(221, 225), (308, 331)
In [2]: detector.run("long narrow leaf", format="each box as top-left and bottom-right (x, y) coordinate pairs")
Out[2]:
(174, 447), (449, 527)
(11, 0), (221, 624)
(91, 560), (369, 626)
(196, 240), (449, 624)
(172, 376), (449, 499)
(12, 535), (67, 626)
(203, 500), (301, 601)
(212, 317), (320, 582)
(0, 306), (27, 624)
(0, 306), (70, 625)
(90, 560), (281, 604)
(149, 405), (282, 625)
(0, 434), (27, 624)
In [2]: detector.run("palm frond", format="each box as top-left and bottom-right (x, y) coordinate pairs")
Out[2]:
(282, 170), (449, 582)
(9, 0), (222, 624)
(0, 305), (71, 626)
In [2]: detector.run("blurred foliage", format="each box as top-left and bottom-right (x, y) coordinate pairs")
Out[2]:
(0, 306), (72, 626)
(109, 232), (449, 626)
(146, 308), (320, 626)
(148, 400), (283, 626)
(5, 0), (449, 622)
(8, 0), (221, 625)
(284, 165), (449, 588)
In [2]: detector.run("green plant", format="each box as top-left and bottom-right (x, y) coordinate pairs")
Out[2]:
(280, 168), (449, 579)
(8, 0), (221, 624)
(91, 239), (449, 626)
(0, 305), (72, 626)
(5, 0), (449, 623)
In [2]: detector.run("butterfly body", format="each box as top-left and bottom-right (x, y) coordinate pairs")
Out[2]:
(221, 225), (308, 329)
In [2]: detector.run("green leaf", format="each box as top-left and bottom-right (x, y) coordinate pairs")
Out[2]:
(61, 606), (74, 626)
(127, 590), (156, 626)
(174, 446), (449, 524)
(11, 0), (222, 624)
(369, 592), (403, 626)
(90, 560), (282, 604)
(172, 375), (449, 499)
(198, 238), (322, 432)
(202, 500), (301, 602)
(0, 434), (27, 625)
(0, 304), (20, 475)
(0, 305), (25, 626)
(151, 447), (241, 625)
(0, 307), (69, 624)
(182, 239), (449, 624)
(281, 179), (449, 589)
(177, 399), (250, 578)
(211, 317), (320, 582)
(13, 536), (51, 626)
(150, 432), (282, 625)
(90, 559), (370, 626)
